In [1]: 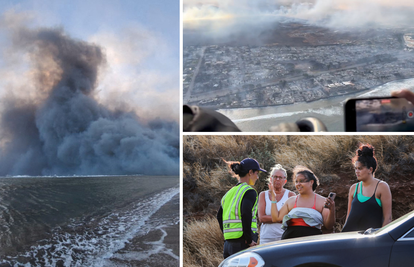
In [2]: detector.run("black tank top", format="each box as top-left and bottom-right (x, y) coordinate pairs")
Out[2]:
(342, 181), (383, 232)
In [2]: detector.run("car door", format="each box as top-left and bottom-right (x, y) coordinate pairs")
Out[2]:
(389, 226), (414, 267)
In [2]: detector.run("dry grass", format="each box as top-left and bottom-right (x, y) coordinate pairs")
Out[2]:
(184, 136), (414, 207)
(183, 135), (281, 216)
(183, 217), (224, 267)
(183, 135), (414, 265)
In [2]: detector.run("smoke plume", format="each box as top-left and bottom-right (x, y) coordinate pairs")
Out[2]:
(0, 16), (179, 176)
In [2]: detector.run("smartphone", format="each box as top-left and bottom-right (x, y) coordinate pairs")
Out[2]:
(324, 192), (336, 208)
(345, 96), (414, 132)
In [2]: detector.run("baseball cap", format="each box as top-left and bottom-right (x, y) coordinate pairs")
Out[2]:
(240, 158), (267, 173)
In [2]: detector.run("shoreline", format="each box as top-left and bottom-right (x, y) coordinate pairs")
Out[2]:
(109, 192), (180, 267)
(197, 88), (368, 111)
(190, 77), (414, 111)
(109, 225), (179, 267)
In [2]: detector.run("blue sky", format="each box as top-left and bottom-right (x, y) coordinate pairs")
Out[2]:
(0, 0), (180, 120)
(0, 0), (179, 47)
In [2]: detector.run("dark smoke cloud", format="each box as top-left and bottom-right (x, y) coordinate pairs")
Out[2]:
(0, 23), (179, 176)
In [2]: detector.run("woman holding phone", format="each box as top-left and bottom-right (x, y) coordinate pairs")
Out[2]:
(342, 144), (392, 232)
(270, 166), (336, 239)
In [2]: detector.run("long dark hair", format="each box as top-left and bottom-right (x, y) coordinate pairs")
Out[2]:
(352, 143), (377, 173)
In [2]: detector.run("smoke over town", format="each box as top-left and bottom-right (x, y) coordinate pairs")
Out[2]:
(0, 15), (179, 176)
(184, 0), (414, 43)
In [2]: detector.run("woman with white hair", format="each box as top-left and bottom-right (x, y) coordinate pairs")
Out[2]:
(257, 164), (296, 244)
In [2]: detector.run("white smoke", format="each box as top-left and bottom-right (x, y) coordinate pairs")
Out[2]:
(184, 0), (414, 39)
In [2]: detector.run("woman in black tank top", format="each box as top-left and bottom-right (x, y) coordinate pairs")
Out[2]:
(342, 144), (392, 232)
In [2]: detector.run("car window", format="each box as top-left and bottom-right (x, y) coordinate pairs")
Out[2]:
(402, 228), (414, 238)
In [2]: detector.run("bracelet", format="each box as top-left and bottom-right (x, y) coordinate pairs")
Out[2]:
(271, 201), (277, 204)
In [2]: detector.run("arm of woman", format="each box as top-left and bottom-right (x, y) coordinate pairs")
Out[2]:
(345, 184), (356, 221)
(322, 196), (336, 230)
(217, 206), (224, 233)
(270, 200), (290, 222)
(241, 190), (258, 246)
(379, 182), (392, 226)
(269, 185), (291, 222)
(258, 191), (273, 223)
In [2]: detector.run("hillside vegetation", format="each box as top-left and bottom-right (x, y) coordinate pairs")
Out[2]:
(183, 135), (414, 267)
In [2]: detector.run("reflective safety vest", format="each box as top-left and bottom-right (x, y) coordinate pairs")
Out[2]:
(221, 182), (258, 240)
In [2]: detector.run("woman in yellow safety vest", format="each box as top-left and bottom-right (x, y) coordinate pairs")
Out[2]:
(217, 158), (267, 259)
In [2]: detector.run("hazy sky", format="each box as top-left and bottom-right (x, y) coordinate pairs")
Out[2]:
(184, 0), (414, 34)
(0, 0), (179, 120)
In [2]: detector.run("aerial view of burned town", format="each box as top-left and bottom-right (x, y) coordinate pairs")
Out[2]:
(183, 1), (414, 131)
(184, 25), (414, 107)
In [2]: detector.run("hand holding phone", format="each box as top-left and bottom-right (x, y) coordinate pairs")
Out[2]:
(324, 192), (336, 209)
(344, 96), (414, 132)
(391, 89), (414, 104)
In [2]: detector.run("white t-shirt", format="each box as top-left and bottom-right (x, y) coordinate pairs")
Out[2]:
(259, 189), (291, 244)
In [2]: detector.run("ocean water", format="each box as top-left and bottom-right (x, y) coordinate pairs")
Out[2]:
(0, 176), (179, 267)
(217, 78), (414, 132)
